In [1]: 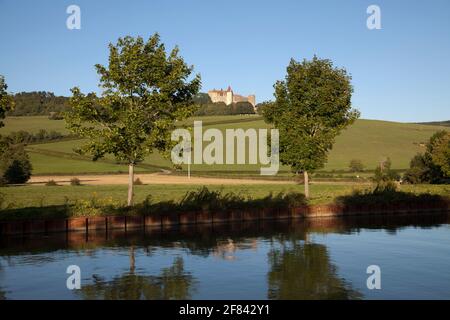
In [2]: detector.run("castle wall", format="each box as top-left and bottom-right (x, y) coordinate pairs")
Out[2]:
(208, 88), (256, 107)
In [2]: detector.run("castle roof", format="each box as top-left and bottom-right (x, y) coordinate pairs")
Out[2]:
(208, 85), (233, 93)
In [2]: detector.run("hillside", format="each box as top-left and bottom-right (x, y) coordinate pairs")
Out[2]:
(0, 115), (448, 175)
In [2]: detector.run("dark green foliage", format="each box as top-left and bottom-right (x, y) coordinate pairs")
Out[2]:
(45, 180), (59, 186)
(233, 101), (255, 114)
(140, 186), (306, 214)
(417, 120), (450, 127)
(334, 181), (448, 206)
(8, 91), (70, 116)
(66, 34), (201, 164)
(373, 157), (400, 182)
(0, 75), (15, 127)
(65, 34), (201, 205)
(0, 140), (32, 184)
(403, 153), (432, 184)
(403, 131), (450, 184)
(256, 101), (274, 116)
(193, 101), (255, 116)
(264, 56), (359, 173)
(191, 92), (212, 105)
(428, 130), (450, 178)
(349, 159), (365, 172)
(2, 129), (68, 144)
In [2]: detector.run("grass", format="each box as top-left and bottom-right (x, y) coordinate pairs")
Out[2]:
(1, 115), (448, 175)
(1, 183), (448, 210)
(0, 183), (448, 221)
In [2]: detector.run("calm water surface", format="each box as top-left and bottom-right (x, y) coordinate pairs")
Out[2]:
(0, 214), (449, 300)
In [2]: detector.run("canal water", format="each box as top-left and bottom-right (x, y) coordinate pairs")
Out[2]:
(0, 214), (449, 300)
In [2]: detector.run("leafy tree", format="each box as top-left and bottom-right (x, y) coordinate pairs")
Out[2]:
(429, 130), (450, 178)
(0, 140), (32, 185)
(77, 256), (196, 300)
(268, 238), (361, 299)
(402, 153), (431, 184)
(193, 101), (255, 116)
(349, 159), (365, 172)
(192, 92), (212, 105)
(403, 131), (450, 184)
(8, 91), (69, 116)
(263, 56), (359, 198)
(65, 34), (201, 205)
(373, 157), (400, 183)
(0, 75), (14, 127)
(233, 101), (255, 114)
(256, 101), (274, 116)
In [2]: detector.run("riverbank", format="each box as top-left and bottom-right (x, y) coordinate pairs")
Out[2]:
(1, 199), (449, 236)
(0, 184), (449, 235)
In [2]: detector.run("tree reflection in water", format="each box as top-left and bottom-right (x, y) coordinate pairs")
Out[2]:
(78, 249), (196, 300)
(267, 239), (362, 300)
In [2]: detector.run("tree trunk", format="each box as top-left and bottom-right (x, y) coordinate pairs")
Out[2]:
(304, 170), (310, 199)
(128, 163), (134, 206)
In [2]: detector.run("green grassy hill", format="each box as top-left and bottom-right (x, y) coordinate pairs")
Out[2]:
(1, 115), (447, 175)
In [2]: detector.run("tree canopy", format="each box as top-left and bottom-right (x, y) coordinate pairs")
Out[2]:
(263, 56), (359, 197)
(65, 34), (201, 205)
(0, 75), (15, 127)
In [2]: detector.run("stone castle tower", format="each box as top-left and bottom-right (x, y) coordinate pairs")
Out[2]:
(208, 86), (256, 108)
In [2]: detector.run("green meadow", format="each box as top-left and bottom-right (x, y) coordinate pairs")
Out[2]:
(0, 115), (447, 175)
(1, 183), (449, 210)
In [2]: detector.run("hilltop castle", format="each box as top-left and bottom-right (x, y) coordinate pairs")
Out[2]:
(208, 86), (256, 107)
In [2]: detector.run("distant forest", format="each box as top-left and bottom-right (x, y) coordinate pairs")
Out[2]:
(417, 120), (450, 127)
(7, 92), (255, 116)
(8, 92), (70, 116)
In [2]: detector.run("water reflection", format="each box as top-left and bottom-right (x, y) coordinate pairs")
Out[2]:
(78, 255), (196, 300)
(268, 240), (362, 299)
(0, 213), (448, 300)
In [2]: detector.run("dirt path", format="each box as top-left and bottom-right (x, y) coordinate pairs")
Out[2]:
(29, 173), (297, 186)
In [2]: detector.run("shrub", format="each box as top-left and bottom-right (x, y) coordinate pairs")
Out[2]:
(334, 181), (447, 206)
(0, 142), (32, 184)
(137, 186), (306, 215)
(45, 180), (59, 186)
(349, 159), (365, 172)
(403, 131), (450, 184)
(373, 157), (400, 182)
(70, 177), (81, 186)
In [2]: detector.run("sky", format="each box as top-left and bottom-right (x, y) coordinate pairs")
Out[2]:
(0, 0), (449, 122)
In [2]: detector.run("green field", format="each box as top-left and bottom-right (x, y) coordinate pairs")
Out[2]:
(0, 115), (448, 175)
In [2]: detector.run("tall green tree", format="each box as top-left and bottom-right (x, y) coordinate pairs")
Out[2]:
(0, 75), (15, 127)
(65, 34), (201, 205)
(403, 130), (450, 184)
(429, 130), (450, 178)
(263, 56), (359, 198)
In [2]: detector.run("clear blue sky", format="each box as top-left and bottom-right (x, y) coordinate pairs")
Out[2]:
(1, 0), (449, 122)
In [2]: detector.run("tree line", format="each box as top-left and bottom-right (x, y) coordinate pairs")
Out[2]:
(191, 93), (255, 116)
(5, 91), (255, 117)
(7, 91), (70, 116)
